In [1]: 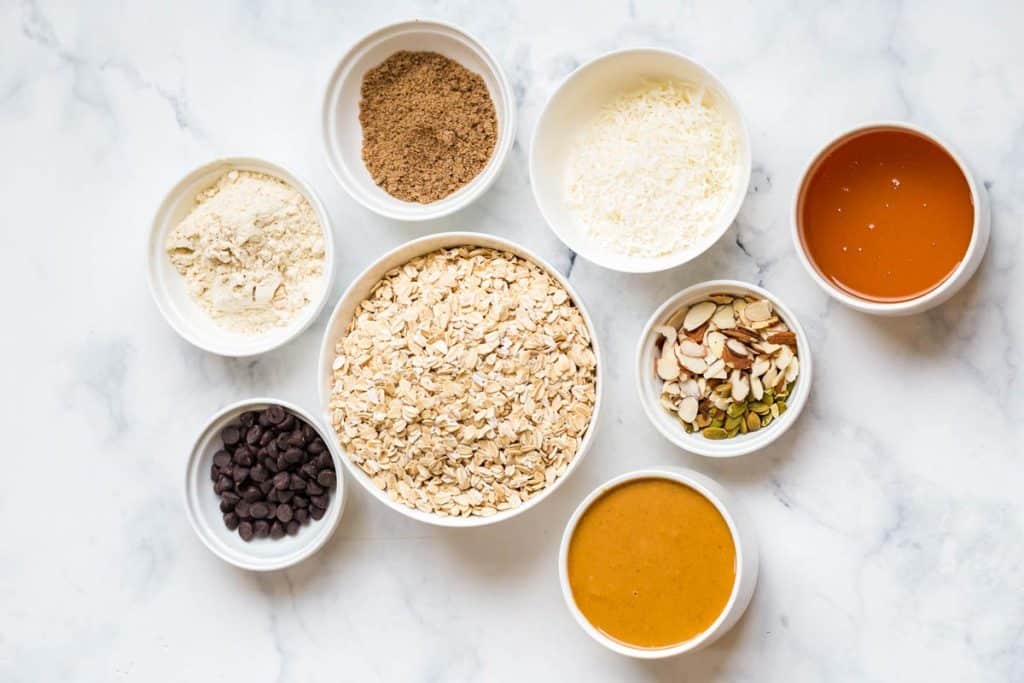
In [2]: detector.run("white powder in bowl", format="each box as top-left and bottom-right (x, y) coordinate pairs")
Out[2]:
(564, 80), (740, 258)
(166, 169), (325, 335)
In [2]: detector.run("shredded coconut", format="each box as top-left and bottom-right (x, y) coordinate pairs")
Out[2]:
(564, 80), (740, 258)
(166, 170), (325, 335)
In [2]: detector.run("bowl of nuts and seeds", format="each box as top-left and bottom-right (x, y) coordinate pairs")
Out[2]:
(318, 232), (602, 527)
(636, 280), (811, 457)
(184, 398), (345, 570)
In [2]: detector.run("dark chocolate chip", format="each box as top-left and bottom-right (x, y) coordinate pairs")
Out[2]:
(221, 425), (241, 446)
(254, 520), (270, 538)
(270, 521), (285, 539)
(258, 409), (271, 427)
(215, 476), (233, 494)
(310, 505), (326, 521)
(250, 502), (270, 520)
(210, 464), (221, 482)
(277, 488), (294, 503)
(293, 495), (308, 508)
(221, 491), (240, 506)
(289, 474), (306, 491)
(276, 505), (293, 523)
(317, 471), (337, 489)
(234, 500), (251, 518)
(286, 520), (300, 536)
(311, 495), (329, 509)
(307, 439), (325, 455)
(279, 413), (295, 431)
(266, 488), (279, 503)
(259, 430), (274, 446)
(284, 448), (303, 465)
(224, 512), (240, 530)
(213, 451), (232, 468)
(250, 464), (268, 483)
(264, 456), (279, 473)
(232, 466), (250, 484)
(239, 411), (258, 427)
(305, 482), (324, 496)
(233, 447), (254, 467)
(245, 425), (262, 446)
(258, 481), (273, 495)
(273, 472), (290, 490)
(238, 521), (254, 541)
(219, 498), (236, 513)
(294, 508), (309, 524)
(266, 405), (286, 425)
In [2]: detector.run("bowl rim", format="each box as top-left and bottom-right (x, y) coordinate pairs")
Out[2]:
(182, 397), (346, 572)
(320, 18), (517, 222)
(147, 155), (336, 357)
(790, 120), (986, 314)
(557, 467), (750, 658)
(528, 46), (752, 274)
(316, 231), (604, 527)
(635, 279), (812, 457)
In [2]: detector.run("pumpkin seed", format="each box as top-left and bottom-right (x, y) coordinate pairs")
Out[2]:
(749, 401), (770, 415)
(761, 413), (774, 428)
(713, 382), (732, 397)
(777, 400), (788, 414)
(726, 426), (740, 438)
(745, 411), (761, 432)
(724, 415), (744, 431)
(710, 419), (724, 429)
(726, 402), (748, 418)
(702, 427), (729, 440)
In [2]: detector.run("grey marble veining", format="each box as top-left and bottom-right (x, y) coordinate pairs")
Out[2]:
(2, 0), (1023, 681)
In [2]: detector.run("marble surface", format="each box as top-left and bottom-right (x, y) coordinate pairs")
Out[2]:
(3, 1), (1023, 680)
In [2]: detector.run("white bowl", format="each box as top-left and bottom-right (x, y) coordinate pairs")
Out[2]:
(148, 157), (336, 357)
(530, 48), (751, 273)
(317, 231), (603, 527)
(183, 398), (346, 571)
(636, 280), (811, 457)
(321, 20), (516, 221)
(792, 121), (991, 316)
(558, 467), (758, 658)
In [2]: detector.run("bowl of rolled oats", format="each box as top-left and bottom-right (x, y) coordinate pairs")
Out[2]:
(636, 280), (811, 457)
(318, 232), (602, 526)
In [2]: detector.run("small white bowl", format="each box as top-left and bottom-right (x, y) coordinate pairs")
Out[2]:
(148, 157), (336, 357)
(317, 231), (603, 527)
(558, 467), (758, 658)
(321, 19), (516, 221)
(184, 398), (346, 571)
(792, 121), (991, 316)
(636, 280), (812, 457)
(530, 48), (751, 273)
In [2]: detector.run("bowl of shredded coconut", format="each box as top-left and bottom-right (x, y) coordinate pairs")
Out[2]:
(530, 49), (751, 273)
(148, 157), (335, 356)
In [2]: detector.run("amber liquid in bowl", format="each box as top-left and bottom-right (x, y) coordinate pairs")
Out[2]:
(798, 128), (974, 302)
(567, 478), (736, 649)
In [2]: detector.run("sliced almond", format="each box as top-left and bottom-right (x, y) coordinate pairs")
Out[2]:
(709, 294), (735, 304)
(722, 327), (761, 344)
(726, 339), (749, 356)
(752, 341), (781, 355)
(751, 316), (778, 330)
(654, 325), (678, 345)
(681, 379), (701, 398)
(745, 299), (773, 322)
(679, 354), (708, 374)
(683, 301), (717, 331)
(763, 365), (779, 389)
(722, 345), (753, 370)
(751, 356), (771, 377)
(678, 396), (699, 423)
(684, 322), (708, 342)
(656, 355), (680, 380)
(680, 340), (706, 357)
(707, 331), (726, 358)
(767, 331), (797, 346)
(750, 374), (764, 400)
(662, 381), (681, 396)
(711, 394), (732, 411)
(775, 345), (794, 372)
(731, 371), (750, 402)
(704, 358), (728, 379)
(785, 356), (800, 382)
(711, 305), (736, 330)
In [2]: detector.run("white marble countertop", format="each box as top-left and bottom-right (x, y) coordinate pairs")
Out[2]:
(5, 1), (1023, 680)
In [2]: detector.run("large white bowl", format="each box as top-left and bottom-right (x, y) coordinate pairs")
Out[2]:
(636, 280), (811, 457)
(317, 232), (603, 527)
(559, 467), (759, 658)
(530, 48), (751, 273)
(792, 121), (991, 316)
(183, 398), (346, 572)
(321, 20), (517, 221)
(148, 157), (336, 357)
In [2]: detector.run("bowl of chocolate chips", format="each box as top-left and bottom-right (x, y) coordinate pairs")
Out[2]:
(184, 398), (345, 571)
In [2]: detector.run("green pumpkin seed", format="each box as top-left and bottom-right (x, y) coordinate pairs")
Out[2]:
(726, 402), (747, 418)
(746, 411), (761, 432)
(710, 418), (724, 429)
(724, 415), (744, 431)
(749, 401), (770, 415)
(777, 400), (788, 414)
(713, 383), (732, 397)
(702, 427), (729, 440)
(764, 388), (775, 403)
(739, 416), (748, 434)
(726, 426), (740, 438)
(761, 413), (774, 428)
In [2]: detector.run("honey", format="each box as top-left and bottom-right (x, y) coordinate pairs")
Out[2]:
(798, 128), (974, 302)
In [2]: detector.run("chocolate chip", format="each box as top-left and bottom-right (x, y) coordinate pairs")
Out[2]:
(215, 476), (233, 494)
(224, 512), (240, 530)
(308, 439), (325, 455)
(266, 488), (279, 503)
(264, 456), (279, 474)
(232, 466), (249, 484)
(295, 508), (309, 524)
(239, 521), (254, 541)
(221, 425), (241, 446)
(221, 491), (240, 506)
(270, 521), (285, 539)
(310, 505), (326, 521)
(276, 505), (293, 523)
(258, 409), (271, 428)
(245, 425), (262, 446)
(277, 488), (294, 503)
(279, 413), (296, 431)
(306, 481), (324, 496)
(266, 405), (286, 425)
(317, 471), (337, 489)
(233, 447), (253, 467)
(254, 520), (270, 538)
(259, 430), (274, 446)
(284, 448), (303, 465)
(286, 520), (300, 536)
(293, 495), (308, 508)
(210, 464), (221, 482)
(239, 411), (258, 427)
(250, 502), (270, 520)
(311, 495), (329, 510)
(258, 480), (273, 495)
(250, 464), (268, 483)
(234, 500), (251, 518)
(219, 498), (235, 513)
(213, 451), (232, 468)
(289, 474), (306, 491)
(273, 472), (290, 490)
